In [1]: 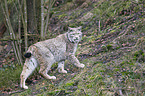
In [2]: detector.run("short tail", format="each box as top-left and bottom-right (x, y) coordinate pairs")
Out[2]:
(24, 52), (32, 58)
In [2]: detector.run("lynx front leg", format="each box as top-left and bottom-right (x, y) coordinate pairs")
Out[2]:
(68, 54), (85, 68)
(57, 61), (67, 73)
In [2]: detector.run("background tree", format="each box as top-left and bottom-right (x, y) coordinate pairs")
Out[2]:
(0, 0), (144, 95)
(0, 0), (56, 65)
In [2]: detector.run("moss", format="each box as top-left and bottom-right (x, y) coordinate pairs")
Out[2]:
(110, 30), (116, 33)
(17, 89), (33, 96)
(47, 91), (56, 95)
(133, 50), (144, 62)
(4, 0), (145, 95)
(0, 65), (22, 89)
(86, 84), (92, 88)
(69, 23), (78, 27)
(58, 14), (67, 19)
(97, 34), (102, 38)
(101, 45), (108, 52)
(88, 36), (96, 43)
(106, 44), (113, 50)
(74, 89), (81, 94)
(134, 50), (143, 57)
(65, 81), (74, 87)
(82, 26), (89, 31)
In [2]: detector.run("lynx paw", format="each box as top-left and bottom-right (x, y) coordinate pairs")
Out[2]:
(49, 76), (56, 80)
(58, 69), (67, 73)
(76, 63), (85, 68)
(23, 85), (28, 89)
(20, 83), (28, 89)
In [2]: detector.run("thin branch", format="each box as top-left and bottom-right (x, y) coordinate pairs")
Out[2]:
(1, 1), (23, 65)
(112, 25), (132, 42)
(10, 34), (21, 65)
(41, 0), (44, 40)
(23, 0), (28, 51)
(44, 0), (56, 37)
(98, 20), (100, 33)
(18, 12), (21, 53)
(18, 0), (28, 52)
(0, 39), (21, 41)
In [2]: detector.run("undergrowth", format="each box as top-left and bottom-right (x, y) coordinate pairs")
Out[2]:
(0, 65), (22, 92)
(0, 0), (144, 95)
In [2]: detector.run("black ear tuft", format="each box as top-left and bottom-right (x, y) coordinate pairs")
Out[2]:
(24, 52), (32, 58)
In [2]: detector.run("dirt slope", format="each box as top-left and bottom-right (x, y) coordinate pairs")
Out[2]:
(1, 0), (145, 95)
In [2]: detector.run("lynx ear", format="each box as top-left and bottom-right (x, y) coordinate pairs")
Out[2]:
(78, 26), (82, 31)
(68, 27), (73, 33)
(68, 27), (71, 29)
(78, 26), (82, 29)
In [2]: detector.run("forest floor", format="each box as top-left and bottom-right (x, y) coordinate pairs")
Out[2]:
(0, 0), (145, 95)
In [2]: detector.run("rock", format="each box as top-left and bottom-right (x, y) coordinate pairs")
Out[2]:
(79, 12), (93, 21)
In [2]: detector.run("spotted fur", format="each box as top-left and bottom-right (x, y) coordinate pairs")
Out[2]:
(20, 27), (85, 89)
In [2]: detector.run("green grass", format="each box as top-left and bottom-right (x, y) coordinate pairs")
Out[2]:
(0, 65), (22, 90)
(1, 0), (145, 95)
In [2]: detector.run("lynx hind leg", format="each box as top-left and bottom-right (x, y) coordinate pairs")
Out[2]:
(39, 64), (56, 80)
(37, 48), (56, 80)
(20, 57), (38, 89)
(57, 61), (67, 73)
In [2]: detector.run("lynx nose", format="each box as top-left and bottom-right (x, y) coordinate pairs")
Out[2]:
(74, 37), (79, 41)
(75, 37), (79, 40)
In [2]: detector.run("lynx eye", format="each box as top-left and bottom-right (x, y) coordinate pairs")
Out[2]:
(78, 29), (81, 31)
(70, 30), (73, 32)
(70, 34), (74, 37)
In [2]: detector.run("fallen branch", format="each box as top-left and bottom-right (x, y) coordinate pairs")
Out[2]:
(112, 25), (133, 43)
(0, 39), (21, 41)
(133, 37), (145, 48)
(8, 90), (24, 95)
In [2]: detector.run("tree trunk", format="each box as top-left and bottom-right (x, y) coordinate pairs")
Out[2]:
(36, 0), (41, 36)
(27, 0), (36, 34)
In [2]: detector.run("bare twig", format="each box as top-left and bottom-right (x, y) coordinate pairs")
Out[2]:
(18, 12), (21, 53)
(0, 39), (21, 41)
(113, 25), (132, 43)
(82, 88), (87, 95)
(119, 89), (124, 96)
(41, 0), (44, 40)
(8, 90), (24, 95)
(133, 37), (145, 48)
(1, 0), (23, 65)
(98, 20), (100, 33)
(44, 0), (56, 37)
(12, 0), (22, 53)
(23, 0), (28, 51)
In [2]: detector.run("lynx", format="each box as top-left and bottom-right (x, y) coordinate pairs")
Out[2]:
(20, 26), (85, 89)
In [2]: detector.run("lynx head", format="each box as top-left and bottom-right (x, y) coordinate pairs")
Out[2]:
(67, 26), (82, 43)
